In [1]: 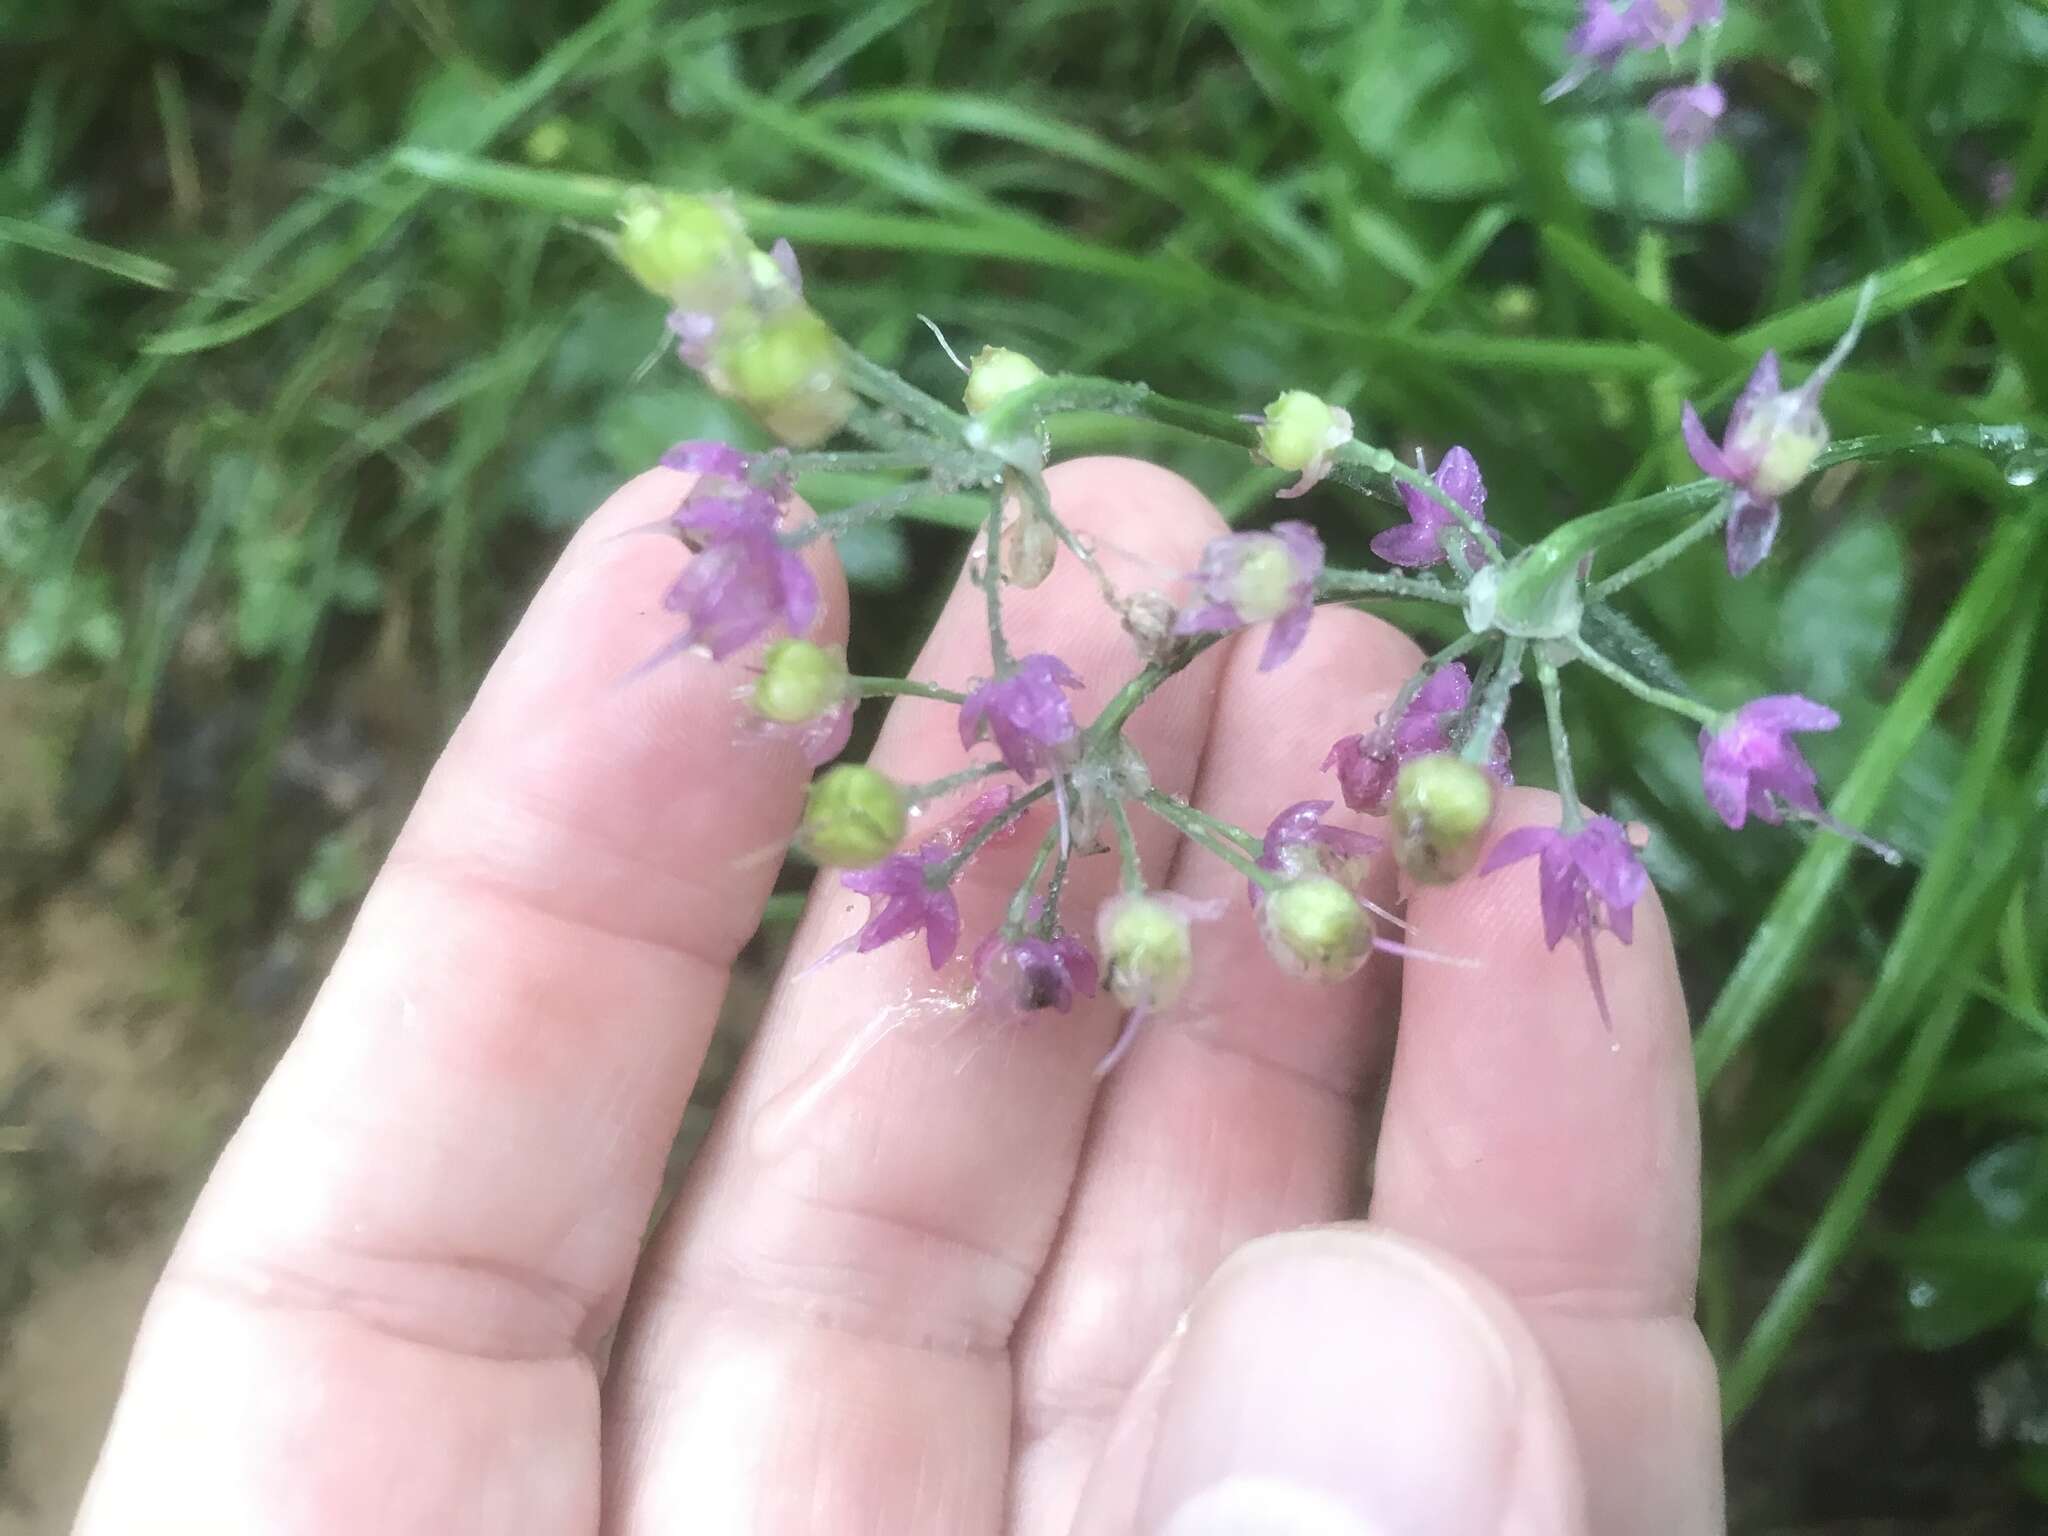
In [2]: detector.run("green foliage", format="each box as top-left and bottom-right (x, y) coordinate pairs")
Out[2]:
(1, 0), (2046, 1518)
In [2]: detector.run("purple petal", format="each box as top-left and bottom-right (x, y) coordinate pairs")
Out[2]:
(1729, 352), (1782, 443)
(1698, 733), (1752, 830)
(1739, 694), (1840, 734)
(799, 701), (855, 766)
(1434, 446), (1486, 516)
(1272, 521), (1326, 586)
(1370, 523), (1449, 569)
(1257, 601), (1314, 671)
(661, 439), (748, 477)
(924, 891), (961, 969)
(1054, 935), (1100, 999)
(1411, 663), (1472, 715)
(1173, 600), (1244, 637)
(769, 237), (802, 293)
(1724, 497), (1781, 578)
(777, 549), (820, 636)
(1479, 823), (1556, 875)
(1680, 401), (1734, 484)
(1534, 845), (1578, 951)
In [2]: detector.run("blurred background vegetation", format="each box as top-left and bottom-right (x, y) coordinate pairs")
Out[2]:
(3, 0), (2047, 1528)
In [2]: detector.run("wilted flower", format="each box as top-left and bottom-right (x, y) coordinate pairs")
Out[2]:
(1253, 390), (1354, 498)
(1173, 522), (1325, 671)
(1681, 290), (1870, 576)
(829, 845), (962, 970)
(1480, 815), (1648, 1026)
(748, 638), (855, 765)
(1324, 662), (1512, 816)
(973, 929), (1099, 1015)
(1371, 447), (1495, 571)
(1650, 80), (1726, 157)
(1698, 695), (1839, 829)
(959, 653), (1085, 779)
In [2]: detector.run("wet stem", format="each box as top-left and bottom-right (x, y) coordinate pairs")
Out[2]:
(855, 675), (967, 705)
(1588, 500), (1732, 600)
(1140, 790), (1277, 889)
(1462, 637), (1526, 768)
(1536, 653), (1583, 830)
(928, 778), (1053, 885)
(1567, 636), (1722, 727)
(982, 483), (1012, 671)
(1006, 830), (1057, 928)
(1109, 796), (1144, 893)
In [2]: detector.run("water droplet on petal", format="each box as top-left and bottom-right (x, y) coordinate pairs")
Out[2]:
(2003, 448), (2048, 488)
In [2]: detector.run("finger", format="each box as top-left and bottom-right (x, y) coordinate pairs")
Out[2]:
(1369, 788), (1721, 1535)
(1008, 607), (1425, 1534)
(77, 469), (844, 1536)
(1069, 1227), (1589, 1536)
(601, 459), (1234, 1534)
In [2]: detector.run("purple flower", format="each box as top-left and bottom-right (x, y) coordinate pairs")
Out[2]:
(1480, 815), (1649, 1026)
(1651, 80), (1726, 158)
(1323, 663), (1513, 816)
(832, 845), (962, 971)
(1253, 799), (1383, 901)
(1371, 448), (1495, 571)
(658, 519), (819, 661)
(959, 653), (1084, 780)
(1546, 0), (1724, 101)
(972, 930), (1100, 1016)
(661, 439), (749, 479)
(1698, 695), (1840, 830)
(1681, 291), (1869, 577)
(1173, 522), (1324, 671)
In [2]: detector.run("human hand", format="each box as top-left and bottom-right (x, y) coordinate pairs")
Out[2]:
(77, 460), (1721, 1535)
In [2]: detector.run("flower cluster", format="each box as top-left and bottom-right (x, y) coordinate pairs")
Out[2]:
(602, 163), (1923, 1058)
(1545, 0), (1728, 176)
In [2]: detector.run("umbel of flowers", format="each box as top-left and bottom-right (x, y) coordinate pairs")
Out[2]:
(603, 168), (1944, 1054)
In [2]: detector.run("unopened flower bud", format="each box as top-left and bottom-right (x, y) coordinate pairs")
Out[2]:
(800, 763), (906, 868)
(753, 638), (850, 725)
(1098, 892), (1197, 1011)
(614, 190), (752, 310)
(1390, 753), (1497, 885)
(1256, 390), (1352, 477)
(964, 346), (1045, 416)
(716, 307), (854, 447)
(1258, 874), (1372, 982)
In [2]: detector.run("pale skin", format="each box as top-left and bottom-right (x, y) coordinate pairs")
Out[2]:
(77, 458), (1724, 1536)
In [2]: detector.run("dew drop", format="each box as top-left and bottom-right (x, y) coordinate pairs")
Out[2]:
(2003, 448), (2048, 488)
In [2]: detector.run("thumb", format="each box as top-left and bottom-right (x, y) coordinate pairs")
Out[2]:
(1070, 1227), (1589, 1536)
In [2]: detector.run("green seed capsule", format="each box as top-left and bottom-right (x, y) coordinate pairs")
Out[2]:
(754, 640), (849, 726)
(1390, 753), (1497, 885)
(1256, 390), (1351, 475)
(1259, 875), (1372, 982)
(800, 764), (907, 868)
(964, 346), (1046, 416)
(613, 191), (752, 308)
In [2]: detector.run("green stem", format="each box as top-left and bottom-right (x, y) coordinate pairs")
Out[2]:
(789, 481), (937, 545)
(854, 675), (968, 705)
(982, 485), (1012, 671)
(1005, 830), (1057, 928)
(1141, 790), (1278, 889)
(839, 342), (968, 439)
(1568, 636), (1720, 728)
(1039, 839), (1071, 935)
(904, 760), (1008, 806)
(1462, 638), (1526, 765)
(1335, 441), (1506, 566)
(929, 779), (1052, 883)
(1589, 502), (1732, 599)
(1315, 568), (1466, 604)
(1536, 655), (1582, 830)
(1110, 797), (1144, 893)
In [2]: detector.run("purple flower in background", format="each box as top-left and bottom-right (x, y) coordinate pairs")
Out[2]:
(831, 846), (962, 970)
(660, 521), (818, 661)
(1173, 522), (1324, 671)
(1371, 448), (1494, 571)
(1651, 80), (1726, 157)
(1253, 798), (1383, 901)
(1546, 0), (1725, 101)
(959, 653), (1085, 779)
(1324, 662), (1512, 815)
(661, 439), (749, 479)
(1481, 815), (1648, 1026)
(1698, 695), (1840, 829)
(973, 930), (1100, 1016)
